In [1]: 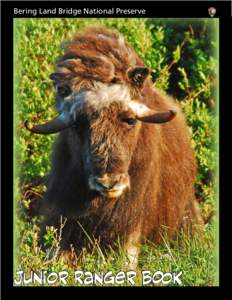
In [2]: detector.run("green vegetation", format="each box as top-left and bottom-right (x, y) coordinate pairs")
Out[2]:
(14, 18), (218, 286)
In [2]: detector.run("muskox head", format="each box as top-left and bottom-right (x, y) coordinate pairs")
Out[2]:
(25, 27), (178, 199)
(25, 72), (177, 199)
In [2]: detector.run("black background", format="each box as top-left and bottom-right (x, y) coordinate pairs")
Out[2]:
(1, 0), (231, 298)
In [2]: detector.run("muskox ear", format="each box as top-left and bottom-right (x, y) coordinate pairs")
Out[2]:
(50, 72), (72, 84)
(127, 67), (150, 87)
(49, 73), (64, 84)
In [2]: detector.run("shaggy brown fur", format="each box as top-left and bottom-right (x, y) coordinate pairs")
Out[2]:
(39, 26), (203, 265)
(50, 26), (144, 92)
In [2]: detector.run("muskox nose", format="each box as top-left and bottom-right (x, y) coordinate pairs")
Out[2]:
(88, 173), (130, 198)
(95, 176), (119, 191)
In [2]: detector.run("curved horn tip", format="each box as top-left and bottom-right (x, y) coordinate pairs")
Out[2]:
(24, 120), (33, 131)
(170, 108), (178, 115)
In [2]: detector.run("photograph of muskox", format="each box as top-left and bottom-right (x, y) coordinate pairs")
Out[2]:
(14, 18), (218, 286)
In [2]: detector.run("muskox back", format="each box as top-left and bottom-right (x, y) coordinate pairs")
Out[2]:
(27, 26), (202, 257)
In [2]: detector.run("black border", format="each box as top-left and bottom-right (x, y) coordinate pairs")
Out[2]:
(1, 1), (231, 298)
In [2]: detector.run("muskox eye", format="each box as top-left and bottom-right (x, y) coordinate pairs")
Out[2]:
(123, 118), (137, 125)
(57, 85), (72, 97)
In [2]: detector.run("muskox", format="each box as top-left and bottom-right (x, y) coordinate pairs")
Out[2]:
(25, 26), (203, 268)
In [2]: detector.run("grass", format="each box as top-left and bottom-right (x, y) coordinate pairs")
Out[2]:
(14, 18), (218, 287)
(14, 202), (217, 286)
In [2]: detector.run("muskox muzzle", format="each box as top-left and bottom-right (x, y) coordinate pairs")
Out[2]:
(88, 173), (130, 199)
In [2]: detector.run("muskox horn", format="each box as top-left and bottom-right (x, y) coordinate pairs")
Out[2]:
(24, 111), (74, 134)
(129, 102), (178, 124)
(137, 109), (178, 123)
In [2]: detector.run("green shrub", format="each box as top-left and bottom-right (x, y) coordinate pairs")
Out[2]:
(149, 19), (218, 102)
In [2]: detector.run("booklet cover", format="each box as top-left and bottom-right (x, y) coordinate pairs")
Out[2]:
(1, 0), (230, 293)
